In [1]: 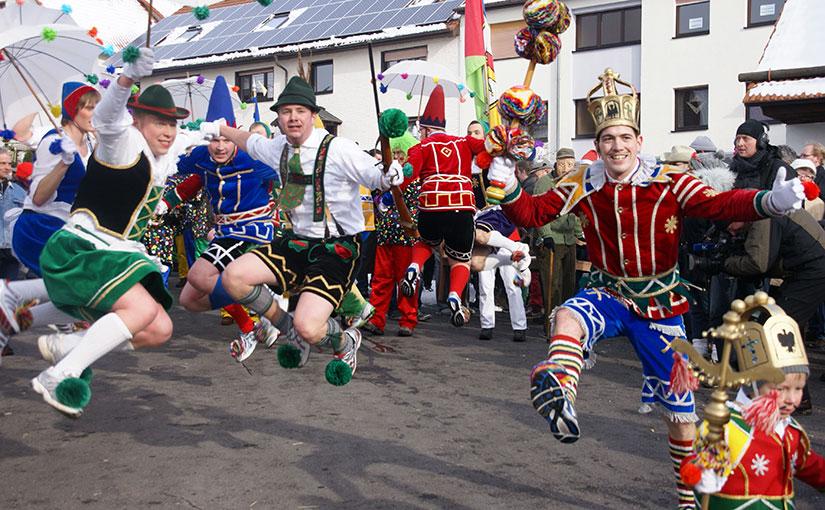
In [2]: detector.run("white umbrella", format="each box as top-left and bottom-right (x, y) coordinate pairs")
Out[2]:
(377, 59), (471, 118)
(159, 76), (244, 121)
(0, 1), (102, 132)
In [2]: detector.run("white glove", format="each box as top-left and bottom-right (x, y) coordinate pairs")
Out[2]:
(154, 199), (169, 217)
(199, 119), (226, 141)
(383, 160), (404, 189)
(487, 156), (518, 195)
(59, 135), (78, 165)
(122, 48), (155, 81)
(765, 167), (804, 215)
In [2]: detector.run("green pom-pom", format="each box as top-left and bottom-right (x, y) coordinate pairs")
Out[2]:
(55, 377), (91, 408)
(192, 5), (210, 20)
(131, 84), (139, 95)
(277, 343), (302, 368)
(122, 45), (140, 64)
(257, 0), (274, 6)
(378, 108), (409, 138)
(325, 359), (352, 386)
(79, 367), (93, 384)
(406, 93), (413, 100)
(85, 74), (98, 85)
(240, 102), (247, 110)
(41, 27), (57, 42)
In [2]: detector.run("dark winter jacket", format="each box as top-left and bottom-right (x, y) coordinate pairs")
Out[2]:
(724, 209), (825, 279)
(729, 146), (796, 191)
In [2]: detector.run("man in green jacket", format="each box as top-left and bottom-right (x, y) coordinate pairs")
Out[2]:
(532, 148), (582, 336)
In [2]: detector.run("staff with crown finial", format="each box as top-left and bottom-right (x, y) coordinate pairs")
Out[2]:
(486, 65), (806, 509)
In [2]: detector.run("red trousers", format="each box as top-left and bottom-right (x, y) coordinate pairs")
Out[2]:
(369, 244), (418, 330)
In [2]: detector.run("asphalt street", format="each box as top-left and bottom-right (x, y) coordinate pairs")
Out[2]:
(1, 287), (824, 509)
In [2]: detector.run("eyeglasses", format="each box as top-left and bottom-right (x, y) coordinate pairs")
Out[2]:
(801, 153), (815, 158)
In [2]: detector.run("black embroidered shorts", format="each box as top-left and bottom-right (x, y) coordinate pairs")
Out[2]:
(418, 210), (475, 262)
(201, 237), (258, 272)
(249, 230), (361, 307)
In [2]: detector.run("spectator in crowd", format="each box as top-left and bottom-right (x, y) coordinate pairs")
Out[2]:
(689, 135), (717, 154)
(730, 119), (795, 191)
(0, 148), (26, 280)
(792, 159), (824, 221)
(800, 141), (825, 202)
(776, 144), (797, 165)
(662, 145), (695, 170)
(532, 148), (581, 336)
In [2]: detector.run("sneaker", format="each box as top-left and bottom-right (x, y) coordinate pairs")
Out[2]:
(530, 361), (580, 443)
(398, 326), (413, 337)
(447, 295), (469, 328)
(38, 333), (70, 365)
(258, 317), (280, 348)
(1, 344), (12, 356)
(417, 310), (432, 322)
(31, 368), (88, 418)
(348, 302), (376, 330)
(514, 267), (532, 288)
(513, 329), (526, 342)
(360, 321), (384, 336)
(479, 328), (493, 341)
(333, 328), (362, 376)
(400, 267), (419, 298)
(229, 329), (258, 362)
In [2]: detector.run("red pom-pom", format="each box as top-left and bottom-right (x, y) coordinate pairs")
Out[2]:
(802, 180), (819, 201)
(744, 389), (781, 433)
(475, 150), (493, 170)
(87, 27), (98, 38)
(680, 460), (702, 486)
(670, 352), (699, 394)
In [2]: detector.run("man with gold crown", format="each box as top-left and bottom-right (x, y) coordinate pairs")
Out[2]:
(487, 68), (805, 509)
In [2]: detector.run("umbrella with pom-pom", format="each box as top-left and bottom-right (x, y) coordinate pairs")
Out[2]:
(0, 1), (103, 131)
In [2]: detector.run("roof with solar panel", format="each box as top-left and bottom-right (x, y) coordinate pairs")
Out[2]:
(108, 0), (463, 70)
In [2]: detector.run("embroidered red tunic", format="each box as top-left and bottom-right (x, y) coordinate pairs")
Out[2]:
(503, 160), (771, 319)
(406, 132), (486, 212)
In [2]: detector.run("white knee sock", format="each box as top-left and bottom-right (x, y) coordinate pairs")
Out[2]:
(486, 231), (520, 252)
(8, 279), (50, 303)
(53, 313), (133, 377)
(30, 303), (78, 328)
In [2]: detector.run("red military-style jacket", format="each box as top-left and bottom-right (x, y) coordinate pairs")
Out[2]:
(406, 132), (486, 212)
(503, 158), (772, 319)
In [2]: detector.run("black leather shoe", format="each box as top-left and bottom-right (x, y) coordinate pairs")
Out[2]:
(479, 328), (493, 341)
(513, 330), (526, 342)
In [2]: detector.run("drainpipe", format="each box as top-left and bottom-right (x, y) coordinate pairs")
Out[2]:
(274, 54), (288, 87)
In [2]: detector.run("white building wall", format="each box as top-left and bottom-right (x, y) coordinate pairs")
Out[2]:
(639, 0), (783, 156)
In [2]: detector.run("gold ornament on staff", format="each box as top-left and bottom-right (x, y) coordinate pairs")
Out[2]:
(669, 291), (795, 508)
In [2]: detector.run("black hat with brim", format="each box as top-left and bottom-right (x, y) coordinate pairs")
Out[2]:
(127, 84), (189, 120)
(270, 76), (322, 113)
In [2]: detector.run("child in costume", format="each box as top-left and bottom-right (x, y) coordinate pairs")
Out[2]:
(680, 303), (825, 508)
(22, 48), (215, 417)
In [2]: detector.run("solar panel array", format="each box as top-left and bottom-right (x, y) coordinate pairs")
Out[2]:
(115, 0), (462, 64)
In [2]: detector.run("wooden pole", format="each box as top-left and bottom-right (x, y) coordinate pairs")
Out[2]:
(145, 0), (154, 48)
(3, 49), (60, 132)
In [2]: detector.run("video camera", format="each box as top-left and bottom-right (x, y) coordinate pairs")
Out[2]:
(688, 225), (745, 275)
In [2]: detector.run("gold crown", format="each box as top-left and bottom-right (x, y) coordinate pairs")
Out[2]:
(734, 294), (809, 375)
(586, 68), (640, 137)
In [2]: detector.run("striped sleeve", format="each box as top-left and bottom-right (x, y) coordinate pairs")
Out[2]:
(674, 173), (765, 222)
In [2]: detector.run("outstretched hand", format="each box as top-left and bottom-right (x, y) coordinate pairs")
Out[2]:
(766, 167), (804, 215)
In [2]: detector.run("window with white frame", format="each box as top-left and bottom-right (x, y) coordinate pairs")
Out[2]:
(675, 86), (708, 131)
(748, 0), (785, 27)
(676, 1), (709, 37)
